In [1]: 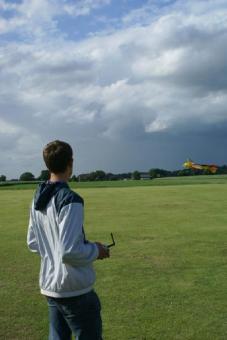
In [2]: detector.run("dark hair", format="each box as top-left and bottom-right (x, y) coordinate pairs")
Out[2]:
(43, 140), (73, 174)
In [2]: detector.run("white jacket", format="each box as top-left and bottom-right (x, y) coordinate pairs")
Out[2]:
(27, 181), (99, 298)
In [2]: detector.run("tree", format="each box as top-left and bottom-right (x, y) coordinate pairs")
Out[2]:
(217, 165), (227, 174)
(70, 175), (78, 182)
(87, 170), (106, 181)
(149, 168), (171, 178)
(0, 175), (6, 182)
(132, 171), (141, 180)
(149, 169), (157, 179)
(94, 170), (106, 181)
(20, 172), (35, 181)
(38, 170), (50, 181)
(88, 171), (97, 181)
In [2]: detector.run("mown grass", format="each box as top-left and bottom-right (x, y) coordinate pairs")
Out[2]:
(1, 182), (227, 339)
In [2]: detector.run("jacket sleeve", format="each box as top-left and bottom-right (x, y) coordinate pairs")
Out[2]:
(27, 206), (40, 255)
(59, 202), (99, 266)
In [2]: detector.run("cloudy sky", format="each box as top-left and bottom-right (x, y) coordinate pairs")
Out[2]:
(0, 0), (227, 178)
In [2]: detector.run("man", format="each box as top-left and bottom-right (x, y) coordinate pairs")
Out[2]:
(27, 140), (109, 340)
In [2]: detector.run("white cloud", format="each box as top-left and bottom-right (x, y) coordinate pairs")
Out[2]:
(1, 0), (227, 176)
(0, 118), (20, 135)
(132, 47), (185, 78)
(0, 0), (112, 38)
(63, 0), (110, 17)
(145, 119), (169, 133)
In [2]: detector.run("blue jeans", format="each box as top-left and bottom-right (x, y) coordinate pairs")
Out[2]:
(46, 290), (103, 340)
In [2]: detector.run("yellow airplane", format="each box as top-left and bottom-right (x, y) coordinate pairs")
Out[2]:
(183, 159), (218, 173)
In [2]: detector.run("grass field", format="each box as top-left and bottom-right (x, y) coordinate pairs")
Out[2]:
(1, 174), (227, 190)
(1, 177), (227, 339)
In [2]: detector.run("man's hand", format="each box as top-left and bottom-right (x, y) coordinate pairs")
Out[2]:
(95, 242), (110, 260)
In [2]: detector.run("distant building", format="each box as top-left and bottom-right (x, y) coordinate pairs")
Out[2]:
(140, 172), (151, 180)
(78, 174), (89, 182)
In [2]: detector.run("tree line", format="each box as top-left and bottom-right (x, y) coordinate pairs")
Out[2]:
(1, 165), (227, 182)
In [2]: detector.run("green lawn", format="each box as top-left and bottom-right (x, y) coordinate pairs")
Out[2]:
(1, 182), (227, 339)
(1, 174), (227, 190)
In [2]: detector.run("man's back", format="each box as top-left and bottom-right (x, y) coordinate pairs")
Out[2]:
(28, 181), (98, 298)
